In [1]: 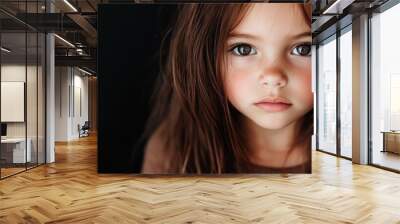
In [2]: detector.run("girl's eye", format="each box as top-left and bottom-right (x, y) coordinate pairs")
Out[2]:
(291, 43), (311, 56)
(230, 43), (257, 56)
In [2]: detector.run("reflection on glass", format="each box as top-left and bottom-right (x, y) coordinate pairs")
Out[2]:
(371, 3), (400, 171)
(318, 37), (337, 154)
(0, 1), (46, 179)
(1, 32), (27, 177)
(339, 29), (352, 158)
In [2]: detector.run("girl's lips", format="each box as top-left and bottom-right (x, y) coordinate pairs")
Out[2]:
(254, 97), (292, 112)
(255, 102), (292, 112)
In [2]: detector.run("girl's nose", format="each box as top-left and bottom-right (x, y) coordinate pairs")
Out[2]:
(259, 67), (287, 88)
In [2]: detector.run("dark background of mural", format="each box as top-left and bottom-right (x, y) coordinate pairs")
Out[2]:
(98, 4), (177, 172)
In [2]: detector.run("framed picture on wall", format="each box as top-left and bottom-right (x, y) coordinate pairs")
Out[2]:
(98, 2), (313, 174)
(1, 81), (25, 122)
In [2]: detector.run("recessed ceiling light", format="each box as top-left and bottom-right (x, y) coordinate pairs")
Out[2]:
(1, 47), (11, 53)
(323, 0), (355, 15)
(63, 0), (78, 12)
(77, 67), (93, 76)
(54, 34), (75, 48)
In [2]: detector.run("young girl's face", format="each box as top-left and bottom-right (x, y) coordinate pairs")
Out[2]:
(223, 3), (313, 130)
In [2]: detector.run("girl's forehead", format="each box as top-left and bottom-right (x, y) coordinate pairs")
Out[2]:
(232, 3), (310, 35)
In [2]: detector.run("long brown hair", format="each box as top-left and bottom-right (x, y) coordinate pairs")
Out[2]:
(143, 3), (313, 174)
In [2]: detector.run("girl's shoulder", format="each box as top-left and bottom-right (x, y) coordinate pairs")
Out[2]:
(141, 123), (173, 174)
(247, 160), (311, 173)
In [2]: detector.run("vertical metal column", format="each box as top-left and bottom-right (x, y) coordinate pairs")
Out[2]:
(352, 14), (369, 164)
(46, 0), (56, 163)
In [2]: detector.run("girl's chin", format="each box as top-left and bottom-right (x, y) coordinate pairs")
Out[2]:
(238, 112), (295, 130)
(252, 118), (294, 130)
(257, 122), (291, 130)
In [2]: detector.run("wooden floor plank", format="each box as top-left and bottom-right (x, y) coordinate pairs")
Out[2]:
(0, 135), (400, 223)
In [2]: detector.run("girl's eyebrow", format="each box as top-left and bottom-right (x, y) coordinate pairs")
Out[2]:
(228, 31), (311, 41)
(227, 33), (262, 41)
(291, 31), (311, 39)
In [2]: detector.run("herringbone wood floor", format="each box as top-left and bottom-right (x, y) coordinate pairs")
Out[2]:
(1, 135), (400, 224)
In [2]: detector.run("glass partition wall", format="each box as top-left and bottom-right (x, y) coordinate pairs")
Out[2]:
(370, 2), (400, 171)
(0, 31), (27, 177)
(339, 27), (352, 159)
(316, 0), (400, 173)
(0, 2), (46, 179)
(317, 35), (337, 155)
(316, 25), (353, 159)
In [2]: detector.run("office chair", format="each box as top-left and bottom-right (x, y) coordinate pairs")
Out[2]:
(79, 121), (90, 138)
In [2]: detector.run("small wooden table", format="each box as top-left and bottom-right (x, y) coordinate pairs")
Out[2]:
(381, 131), (400, 154)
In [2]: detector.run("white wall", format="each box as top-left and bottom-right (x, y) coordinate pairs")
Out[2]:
(72, 72), (89, 138)
(55, 66), (89, 141)
(55, 66), (69, 141)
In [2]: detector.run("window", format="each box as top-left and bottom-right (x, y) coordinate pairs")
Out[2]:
(339, 27), (352, 158)
(370, 2), (400, 171)
(317, 35), (337, 155)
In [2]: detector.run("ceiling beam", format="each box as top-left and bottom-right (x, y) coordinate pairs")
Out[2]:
(55, 55), (96, 71)
(66, 13), (97, 46)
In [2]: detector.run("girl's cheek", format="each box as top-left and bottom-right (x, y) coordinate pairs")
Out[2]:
(225, 69), (249, 100)
(292, 63), (313, 107)
(225, 59), (256, 103)
(289, 57), (311, 83)
(229, 56), (259, 71)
